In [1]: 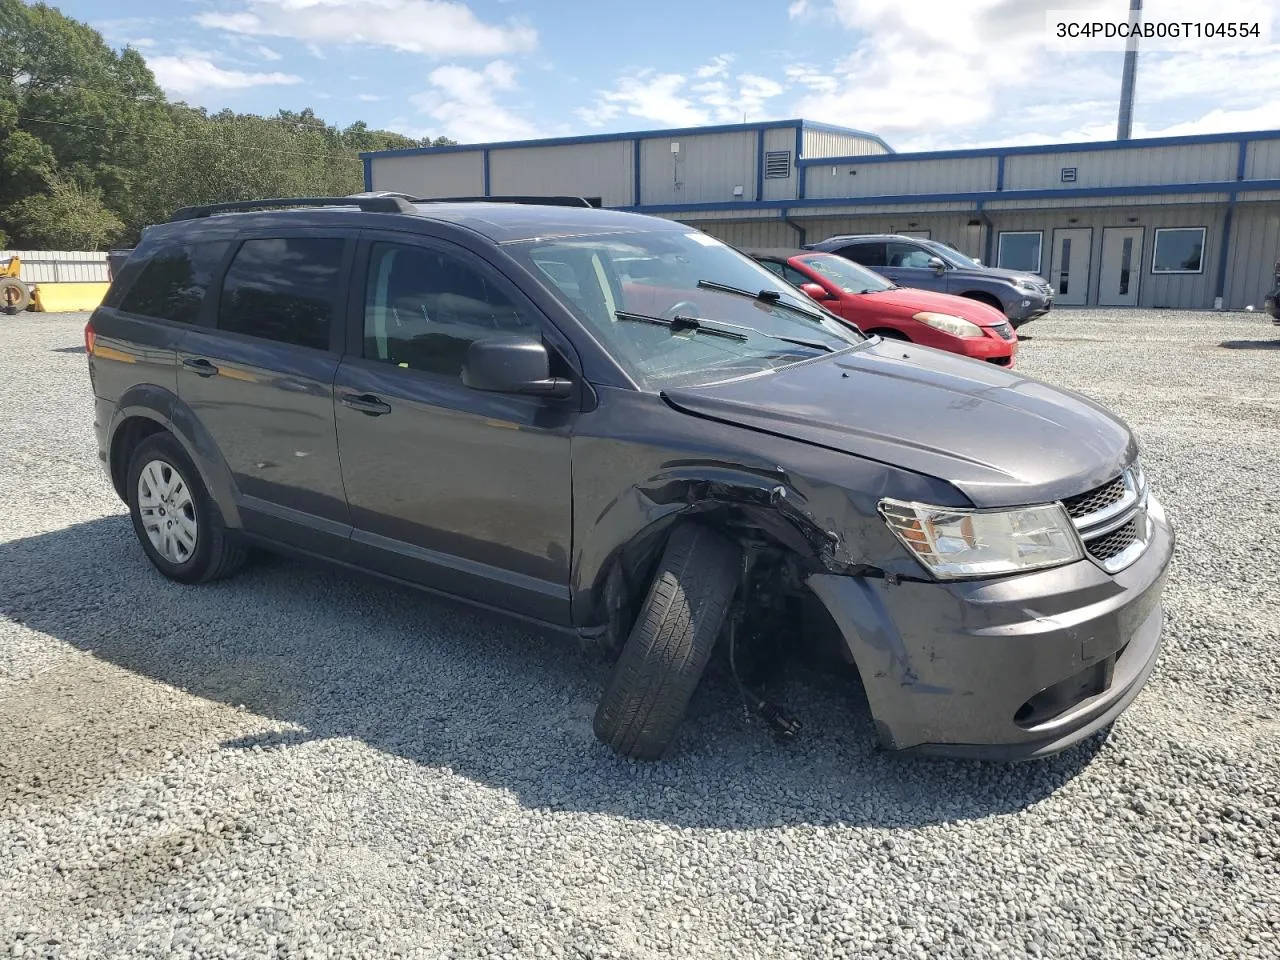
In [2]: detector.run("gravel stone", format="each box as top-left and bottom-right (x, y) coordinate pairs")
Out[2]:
(1, 310), (1278, 959)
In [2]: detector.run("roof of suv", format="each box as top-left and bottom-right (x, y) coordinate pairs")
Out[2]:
(147, 200), (684, 246)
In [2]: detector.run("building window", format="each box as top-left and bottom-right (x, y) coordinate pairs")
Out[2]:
(1151, 227), (1206, 274)
(1061, 167), (1078, 183)
(997, 231), (1043, 274)
(764, 150), (792, 179)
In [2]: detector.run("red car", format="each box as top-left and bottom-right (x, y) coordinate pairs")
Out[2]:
(748, 248), (1017, 366)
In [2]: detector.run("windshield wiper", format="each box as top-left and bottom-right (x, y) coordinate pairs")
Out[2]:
(614, 310), (747, 341)
(615, 311), (833, 353)
(695, 279), (829, 323)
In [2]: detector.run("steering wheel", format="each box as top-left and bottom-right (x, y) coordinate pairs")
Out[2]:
(663, 300), (700, 320)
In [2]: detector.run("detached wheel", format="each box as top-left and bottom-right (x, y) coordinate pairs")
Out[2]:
(126, 433), (247, 584)
(593, 524), (741, 761)
(1, 277), (30, 315)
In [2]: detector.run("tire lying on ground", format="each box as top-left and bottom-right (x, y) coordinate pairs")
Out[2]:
(1, 277), (31, 315)
(593, 523), (742, 761)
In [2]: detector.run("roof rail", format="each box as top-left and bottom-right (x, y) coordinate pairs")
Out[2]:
(167, 195), (417, 222)
(418, 195), (601, 209)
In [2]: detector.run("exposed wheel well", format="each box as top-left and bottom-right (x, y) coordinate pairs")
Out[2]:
(959, 291), (1005, 312)
(108, 417), (167, 503)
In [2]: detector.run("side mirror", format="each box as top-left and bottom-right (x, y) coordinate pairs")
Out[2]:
(927, 256), (947, 272)
(462, 336), (572, 399)
(799, 282), (834, 301)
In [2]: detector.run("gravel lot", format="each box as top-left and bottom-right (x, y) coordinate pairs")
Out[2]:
(2, 309), (1278, 959)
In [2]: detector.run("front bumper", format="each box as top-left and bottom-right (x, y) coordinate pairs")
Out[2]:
(1008, 292), (1052, 324)
(808, 496), (1174, 760)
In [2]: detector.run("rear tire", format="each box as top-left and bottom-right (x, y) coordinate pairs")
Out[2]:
(593, 524), (741, 761)
(126, 433), (248, 584)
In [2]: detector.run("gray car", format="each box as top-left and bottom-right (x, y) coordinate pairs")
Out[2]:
(86, 195), (1171, 762)
(806, 234), (1053, 328)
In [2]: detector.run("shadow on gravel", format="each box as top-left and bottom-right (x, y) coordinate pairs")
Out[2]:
(51, 345), (87, 354)
(1, 518), (1105, 830)
(1219, 339), (1280, 350)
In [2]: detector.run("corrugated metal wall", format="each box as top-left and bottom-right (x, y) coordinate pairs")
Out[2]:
(689, 219), (797, 248)
(1003, 143), (1238, 191)
(801, 129), (889, 159)
(0, 250), (109, 283)
(762, 127), (800, 203)
(1244, 138), (1280, 180)
(489, 141), (634, 206)
(803, 157), (997, 199)
(370, 151), (484, 197)
(640, 131), (757, 206)
(1224, 202), (1280, 310)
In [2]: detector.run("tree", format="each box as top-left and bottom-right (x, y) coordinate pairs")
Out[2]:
(3, 172), (123, 250)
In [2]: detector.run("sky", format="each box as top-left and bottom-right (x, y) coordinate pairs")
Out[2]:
(73, 0), (1280, 152)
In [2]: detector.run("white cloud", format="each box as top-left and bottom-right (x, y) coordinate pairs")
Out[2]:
(253, 44), (282, 61)
(149, 56), (302, 96)
(787, 0), (812, 17)
(195, 0), (537, 57)
(577, 57), (787, 128)
(356, 93), (385, 102)
(411, 60), (537, 142)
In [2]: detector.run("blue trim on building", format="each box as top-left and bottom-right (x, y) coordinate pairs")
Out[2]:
(756, 128), (766, 201)
(1237, 140), (1249, 180)
(360, 119), (825, 160)
(794, 128), (1280, 168)
(482, 149), (490, 197)
(362, 157), (372, 192)
(795, 126), (805, 200)
(611, 178), (1280, 215)
(1215, 196), (1237, 299)
(996, 155), (1005, 192)
(633, 139), (642, 206)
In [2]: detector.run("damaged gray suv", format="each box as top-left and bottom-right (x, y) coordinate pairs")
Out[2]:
(87, 195), (1174, 761)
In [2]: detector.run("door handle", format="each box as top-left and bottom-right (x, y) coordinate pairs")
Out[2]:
(182, 357), (219, 377)
(340, 392), (392, 416)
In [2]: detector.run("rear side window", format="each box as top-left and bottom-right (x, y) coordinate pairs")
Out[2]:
(837, 242), (885, 266)
(118, 242), (228, 323)
(218, 238), (345, 350)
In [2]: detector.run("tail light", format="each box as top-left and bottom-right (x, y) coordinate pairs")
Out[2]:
(84, 318), (96, 355)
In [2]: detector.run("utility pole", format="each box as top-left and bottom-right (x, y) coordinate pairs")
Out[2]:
(1116, 0), (1143, 139)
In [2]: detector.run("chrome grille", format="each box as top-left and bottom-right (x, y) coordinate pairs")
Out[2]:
(1063, 476), (1127, 520)
(1086, 518), (1139, 562)
(1065, 463), (1150, 574)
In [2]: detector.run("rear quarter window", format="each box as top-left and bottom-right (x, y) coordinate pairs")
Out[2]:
(116, 242), (229, 323)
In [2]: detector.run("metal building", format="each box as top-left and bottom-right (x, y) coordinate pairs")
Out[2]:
(362, 119), (1280, 311)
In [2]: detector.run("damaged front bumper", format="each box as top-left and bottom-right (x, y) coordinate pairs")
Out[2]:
(807, 497), (1174, 760)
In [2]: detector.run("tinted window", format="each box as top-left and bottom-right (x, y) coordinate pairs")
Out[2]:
(118, 242), (228, 323)
(886, 241), (936, 268)
(1151, 228), (1205, 273)
(997, 232), (1043, 273)
(218, 238), (345, 350)
(837, 242), (885, 266)
(364, 242), (538, 378)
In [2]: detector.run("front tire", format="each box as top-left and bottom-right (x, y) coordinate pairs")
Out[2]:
(126, 433), (247, 584)
(593, 524), (741, 761)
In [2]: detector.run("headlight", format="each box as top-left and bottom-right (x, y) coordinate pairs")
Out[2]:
(912, 312), (984, 338)
(1014, 277), (1042, 292)
(878, 498), (1083, 579)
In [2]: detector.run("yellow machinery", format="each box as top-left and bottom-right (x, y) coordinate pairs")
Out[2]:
(1, 256), (36, 314)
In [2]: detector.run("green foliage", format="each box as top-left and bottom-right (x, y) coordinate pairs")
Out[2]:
(0, 0), (457, 249)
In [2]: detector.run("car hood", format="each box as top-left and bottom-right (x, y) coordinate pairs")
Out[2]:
(662, 341), (1137, 508)
(858, 287), (1007, 325)
(951, 264), (1045, 286)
